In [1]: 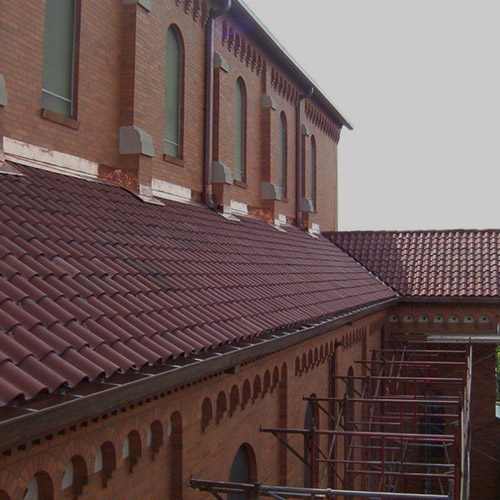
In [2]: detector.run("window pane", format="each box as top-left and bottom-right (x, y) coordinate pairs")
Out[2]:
(234, 80), (245, 181)
(42, 0), (75, 116)
(164, 28), (181, 157)
(310, 138), (316, 209)
(279, 113), (286, 195)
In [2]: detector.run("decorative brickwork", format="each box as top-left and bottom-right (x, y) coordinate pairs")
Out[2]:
(270, 68), (299, 106)
(305, 101), (341, 143)
(221, 21), (264, 76)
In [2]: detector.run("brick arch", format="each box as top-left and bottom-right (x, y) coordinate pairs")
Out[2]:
(116, 415), (148, 446)
(124, 430), (142, 473)
(252, 375), (261, 401)
(241, 379), (251, 409)
(229, 385), (240, 416)
(307, 350), (313, 368)
(295, 356), (301, 374)
(301, 353), (307, 371)
(20, 455), (60, 497)
(263, 370), (271, 394)
(228, 442), (258, 484)
(216, 390), (227, 423)
(97, 441), (116, 488)
(0, 469), (16, 499)
(61, 454), (88, 498)
(201, 397), (213, 430)
(319, 345), (324, 361)
(22, 471), (54, 500)
(314, 347), (319, 364)
(272, 366), (280, 389)
(58, 439), (93, 473)
(91, 426), (124, 470)
(149, 420), (164, 459)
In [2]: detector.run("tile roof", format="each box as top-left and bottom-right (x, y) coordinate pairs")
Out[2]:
(0, 163), (394, 407)
(330, 230), (500, 297)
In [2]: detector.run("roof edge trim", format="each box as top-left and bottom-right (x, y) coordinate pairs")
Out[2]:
(233, 0), (353, 130)
(0, 298), (396, 452)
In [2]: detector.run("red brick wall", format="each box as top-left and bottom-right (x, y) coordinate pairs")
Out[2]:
(0, 312), (386, 499)
(0, 0), (343, 229)
(386, 302), (500, 500)
(0, 0), (122, 167)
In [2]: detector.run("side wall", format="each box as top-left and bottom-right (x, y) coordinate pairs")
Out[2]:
(0, 312), (386, 500)
(386, 302), (500, 500)
(0, 0), (342, 230)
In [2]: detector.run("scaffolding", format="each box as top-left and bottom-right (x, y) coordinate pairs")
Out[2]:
(190, 335), (499, 500)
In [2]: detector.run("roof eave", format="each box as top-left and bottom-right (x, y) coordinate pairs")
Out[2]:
(233, 0), (353, 130)
(0, 297), (395, 452)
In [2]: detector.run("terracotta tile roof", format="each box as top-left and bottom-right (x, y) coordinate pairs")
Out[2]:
(0, 164), (394, 407)
(330, 230), (500, 297)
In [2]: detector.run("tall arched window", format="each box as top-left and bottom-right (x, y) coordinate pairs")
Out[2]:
(42, 0), (77, 117)
(279, 112), (287, 197)
(310, 135), (317, 209)
(228, 444), (256, 500)
(164, 26), (183, 158)
(234, 78), (246, 182)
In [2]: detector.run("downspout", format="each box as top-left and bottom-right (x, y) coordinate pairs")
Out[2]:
(296, 86), (314, 228)
(203, 0), (232, 209)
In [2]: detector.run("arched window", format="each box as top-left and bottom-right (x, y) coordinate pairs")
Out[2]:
(42, 0), (77, 117)
(164, 26), (183, 158)
(278, 112), (287, 197)
(310, 136), (317, 209)
(228, 444), (257, 500)
(234, 78), (246, 182)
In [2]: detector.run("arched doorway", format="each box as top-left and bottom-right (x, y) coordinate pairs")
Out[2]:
(228, 443), (256, 500)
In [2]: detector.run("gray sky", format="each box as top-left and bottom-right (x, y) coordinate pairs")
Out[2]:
(244, 0), (500, 230)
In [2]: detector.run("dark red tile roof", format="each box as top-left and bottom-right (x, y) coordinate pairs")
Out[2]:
(330, 230), (500, 297)
(0, 164), (394, 407)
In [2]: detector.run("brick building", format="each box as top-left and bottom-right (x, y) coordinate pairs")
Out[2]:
(0, 1), (498, 499)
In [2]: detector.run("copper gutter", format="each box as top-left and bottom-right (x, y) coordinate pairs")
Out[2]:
(296, 87), (314, 229)
(0, 297), (397, 452)
(203, 0), (232, 209)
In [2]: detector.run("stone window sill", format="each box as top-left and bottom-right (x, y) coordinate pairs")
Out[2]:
(233, 180), (247, 189)
(163, 154), (184, 167)
(41, 109), (80, 130)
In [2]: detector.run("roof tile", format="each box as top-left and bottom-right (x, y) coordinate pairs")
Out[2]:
(330, 230), (500, 297)
(0, 163), (394, 407)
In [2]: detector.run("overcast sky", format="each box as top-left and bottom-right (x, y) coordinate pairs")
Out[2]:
(244, 0), (500, 231)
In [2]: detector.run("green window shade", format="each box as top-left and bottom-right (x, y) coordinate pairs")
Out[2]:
(42, 0), (76, 117)
(234, 79), (245, 182)
(164, 27), (182, 158)
(310, 137), (317, 209)
(278, 113), (287, 197)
